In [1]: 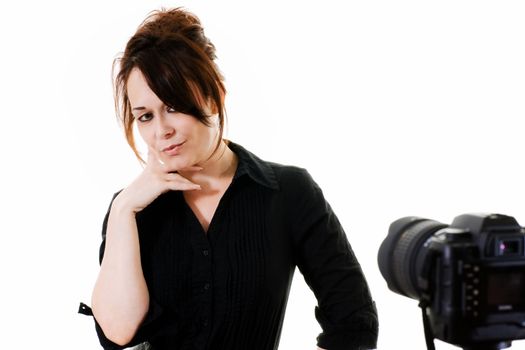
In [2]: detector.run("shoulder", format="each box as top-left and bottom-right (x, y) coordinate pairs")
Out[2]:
(227, 141), (322, 195)
(265, 161), (331, 232)
(266, 161), (322, 197)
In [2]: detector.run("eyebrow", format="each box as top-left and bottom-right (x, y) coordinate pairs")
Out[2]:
(132, 107), (146, 111)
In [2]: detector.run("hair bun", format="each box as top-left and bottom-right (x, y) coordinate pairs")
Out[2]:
(138, 7), (217, 61)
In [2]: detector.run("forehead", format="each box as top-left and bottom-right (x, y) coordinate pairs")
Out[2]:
(127, 68), (162, 108)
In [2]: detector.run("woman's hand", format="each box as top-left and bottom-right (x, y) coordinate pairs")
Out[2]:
(114, 147), (202, 214)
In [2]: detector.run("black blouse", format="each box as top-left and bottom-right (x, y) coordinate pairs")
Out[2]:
(80, 141), (378, 350)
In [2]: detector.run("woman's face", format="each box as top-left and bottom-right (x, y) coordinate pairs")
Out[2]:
(127, 68), (218, 169)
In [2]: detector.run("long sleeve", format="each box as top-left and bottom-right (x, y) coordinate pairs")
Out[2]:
(286, 168), (378, 350)
(80, 300), (165, 350)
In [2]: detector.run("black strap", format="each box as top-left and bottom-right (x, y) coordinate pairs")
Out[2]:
(419, 301), (436, 350)
(78, 302), (93, 316)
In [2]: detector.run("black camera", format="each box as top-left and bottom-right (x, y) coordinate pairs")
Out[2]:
(378, 213), (525, 350)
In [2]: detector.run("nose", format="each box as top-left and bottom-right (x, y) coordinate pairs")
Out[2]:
(155, 115), (175, 139)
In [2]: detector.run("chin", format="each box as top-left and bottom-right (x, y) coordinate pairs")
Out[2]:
(165, 156), (194, 170)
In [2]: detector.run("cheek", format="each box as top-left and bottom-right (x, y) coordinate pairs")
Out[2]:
(194, 124), (216, 146)
(137, 125), (155, 147)
(181, 119), (208, 141)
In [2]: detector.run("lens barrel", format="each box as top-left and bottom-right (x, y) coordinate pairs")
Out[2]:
(378, 217), (447, 299)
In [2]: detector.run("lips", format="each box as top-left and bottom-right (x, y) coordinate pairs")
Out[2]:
(162, 141), (185, 156)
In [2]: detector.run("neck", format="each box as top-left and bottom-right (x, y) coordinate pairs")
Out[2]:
(179, 140), (238, 188)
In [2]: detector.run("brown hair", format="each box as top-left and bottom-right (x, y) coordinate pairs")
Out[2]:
(113, 7), (226, 162)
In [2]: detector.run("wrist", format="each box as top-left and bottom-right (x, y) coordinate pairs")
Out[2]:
(111, 192), (139, 216)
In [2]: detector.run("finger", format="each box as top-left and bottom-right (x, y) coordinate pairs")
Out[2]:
(147, 147), (166, 169)
(178, 165), (204, 172)
(169, 182), (202, 191)
(165, 176), (202, 191)
(164, 172), (200, 186)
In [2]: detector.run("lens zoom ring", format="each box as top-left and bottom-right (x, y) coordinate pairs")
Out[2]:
(392, 220), (443, 298)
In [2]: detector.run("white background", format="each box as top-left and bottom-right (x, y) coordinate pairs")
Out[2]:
(1, 1), (524, 349)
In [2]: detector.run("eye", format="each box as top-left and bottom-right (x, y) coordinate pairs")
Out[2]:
(167, 106), (177, 113)
(137, 113), (153, 123)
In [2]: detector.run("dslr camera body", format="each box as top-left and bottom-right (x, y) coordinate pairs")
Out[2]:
(378, 213), (525, 349)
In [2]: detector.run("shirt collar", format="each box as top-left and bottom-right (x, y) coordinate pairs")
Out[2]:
(227, 140), (280, 190)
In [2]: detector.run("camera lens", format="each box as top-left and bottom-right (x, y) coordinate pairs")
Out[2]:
(378, 217), (447, 299)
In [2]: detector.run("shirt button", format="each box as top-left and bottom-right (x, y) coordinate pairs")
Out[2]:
(204, 283), (210, 290)
(202, 249), (209, 256)
(202, 319), (209, 327)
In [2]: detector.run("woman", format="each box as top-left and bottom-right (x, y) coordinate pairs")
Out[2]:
(79, 7), (378, 350)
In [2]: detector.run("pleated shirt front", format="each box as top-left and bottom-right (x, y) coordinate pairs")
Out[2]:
(84, 141), (378, 350)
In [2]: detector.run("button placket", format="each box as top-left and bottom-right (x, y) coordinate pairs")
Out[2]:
(187, 207), (214, 350)
(197, 243), (213, 335)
